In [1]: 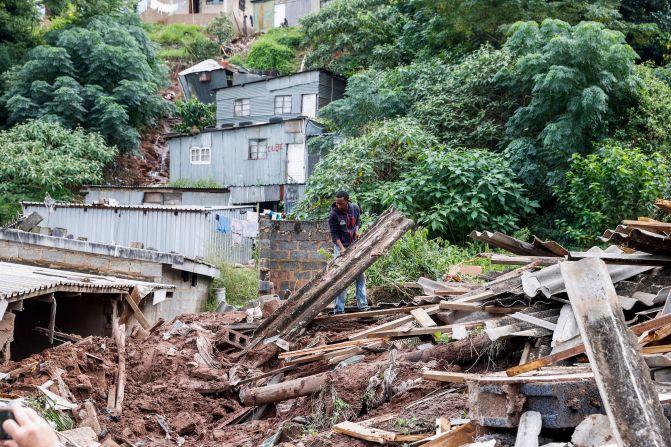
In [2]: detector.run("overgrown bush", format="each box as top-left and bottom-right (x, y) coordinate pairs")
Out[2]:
(244, 27), (303, 74)
(554, 146), (670, 246)
(206, 12), (235, 45)
(208, 263), (258, 309)
(1, 14), (168, 152)
(366, 228), (487, 290)
(385, 150), (537, 242)
(0, 120), (117, 222)
(173, 99), (216, 133)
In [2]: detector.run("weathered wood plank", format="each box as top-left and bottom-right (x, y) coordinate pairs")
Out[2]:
(560, 258), (671, 446)
(411, 308), (437, 327)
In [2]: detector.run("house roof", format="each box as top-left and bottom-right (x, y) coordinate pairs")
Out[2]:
(83, 185), (231, 193)
(0, 261), (174, 302)
(178, 59), (248, 76)
(21, 202), (253, 213)
(164, 116), (311, 139)
(211, 68), (346, 92)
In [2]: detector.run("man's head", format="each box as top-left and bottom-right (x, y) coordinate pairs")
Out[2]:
(335, 190), (349, 211)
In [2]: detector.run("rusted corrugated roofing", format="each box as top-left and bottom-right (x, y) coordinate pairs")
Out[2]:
(469, 231), (567, 257)
(601, 226), (671, 255)
(0, 262), (174, 301)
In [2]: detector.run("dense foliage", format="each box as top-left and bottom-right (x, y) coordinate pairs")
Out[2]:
(554, 146), (669, 246)
(236, 27), (304, 75)
(2, 14), (168, 152)
(173, 99), (216, 134)
(0, 120), (116, 221)
(208, 264), (258, 309)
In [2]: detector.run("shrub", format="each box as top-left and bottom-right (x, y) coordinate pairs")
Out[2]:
(184, 33), (220, 62)
(206, 12), (235, 45)
(245, 38), (297, 75)
(208, 263), (258, 309)
(385, 149), (537, 242)
(173, 98), (216, 134)
(1, 14), (168, 153)
(150, 23), (204, 45)
(0, 120), (117, 222)
(554, 146), (670, 246)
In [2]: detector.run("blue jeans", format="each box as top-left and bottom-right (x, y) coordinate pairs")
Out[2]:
(334, 245), (368, 313)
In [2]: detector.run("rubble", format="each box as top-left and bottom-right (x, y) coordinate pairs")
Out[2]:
(3, 207), (671, 446)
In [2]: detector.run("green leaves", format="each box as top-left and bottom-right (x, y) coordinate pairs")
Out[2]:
(0, 120), (116, 222)
(554, 145), (669, 246)
(173, 99), (216, 134)
(1, 14), (167, 153)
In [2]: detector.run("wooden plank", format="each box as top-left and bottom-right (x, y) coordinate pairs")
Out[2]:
(481, 253), (560, 266)
(123, 288), (151, 330)
(313, 305), (434, 322)
(569, 251), (671, 266)
(655, 198), (671, 214)
(278, 339), (373, 359)
(114, 323), (126, 415)
(332, 421), (395, 443)
(367, 322), (486, 339)
(560, 258), (671, 445)
(422, 422), (476, 447)
(507, 313), (671, 376)
(642, 344), (671, 354)
(622, 219), (671, 231)
(348, 305), (439, 340)
(438, 302), (483, 312)
(410, 308), (437, 327)
(514, 412), (541, 447)
(510, 312), (558, 331)
(422, 371), (471, 383)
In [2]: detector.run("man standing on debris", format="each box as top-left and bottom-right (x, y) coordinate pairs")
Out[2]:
(329, 191), (369, 314)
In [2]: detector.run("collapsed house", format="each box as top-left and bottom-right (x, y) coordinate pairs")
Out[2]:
(3, 204), (671, 446)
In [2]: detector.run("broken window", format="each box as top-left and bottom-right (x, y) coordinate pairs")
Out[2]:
(143, 192), (162, 204)
(190, 146), (211, 165)
(248, 139), (268, 160)
(274, 95), (292, 114)
(234, 98), (250, 116)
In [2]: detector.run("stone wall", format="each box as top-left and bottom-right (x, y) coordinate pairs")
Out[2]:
(258, 218), (331, 294)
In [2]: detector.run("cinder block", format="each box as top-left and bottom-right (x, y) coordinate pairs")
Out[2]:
(270, 241), (298, 251)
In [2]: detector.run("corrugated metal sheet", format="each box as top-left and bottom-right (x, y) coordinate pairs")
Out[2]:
(469, 230), (567, 257)
(0, 262), (173, 301)
(84, 187), (232, 206)
(21, 204), (255, 264)
(215, 71), (344, 125)
(285, 0), (319, 25)
(521, 246), (653, 298)
(230, 185), (281, 203)
(253, 0), (274, 31)
(169, 120), (307, 187)
(601, 226), (671, 255)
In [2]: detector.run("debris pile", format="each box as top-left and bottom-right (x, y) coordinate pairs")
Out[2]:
(3, 205), (671, 446)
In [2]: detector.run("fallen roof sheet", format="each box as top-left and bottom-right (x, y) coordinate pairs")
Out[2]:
(0, 262), (174, 301)
(521, 246), (653, 299)
(469, 231), (567, 257)
(601, 226), (671, 255)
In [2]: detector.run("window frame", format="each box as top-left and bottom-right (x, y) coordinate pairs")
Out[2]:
(274, 95), (292, 115)
(234, 98), (251, 117)
(248, 139), (268, 160)
(190, 146), (211, 165)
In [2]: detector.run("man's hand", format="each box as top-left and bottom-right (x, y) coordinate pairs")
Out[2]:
(2, 405), (58, 447)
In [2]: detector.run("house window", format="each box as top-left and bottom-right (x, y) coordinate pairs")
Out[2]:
(248, 139), (268, 160)
(190, 146), (211, 164)
(206, 0), (224, 3)
(274, 95), (292, 114)
(234, 98), (250, 116)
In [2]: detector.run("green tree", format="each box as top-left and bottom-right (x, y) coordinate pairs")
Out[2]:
(301, 0), (408, 75)
(2, 14), (168, 152)
(554, 146), (669, 246)
(0, 120), (116, 221)
(173, 99), (216, 134)
(242, 27), (303, 74)
(206, 12), (236, 45)
(384, 149), (537, 242)
(499, 19), (640, 190)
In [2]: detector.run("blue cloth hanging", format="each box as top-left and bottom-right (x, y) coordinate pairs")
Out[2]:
(216, 214), (231, 233)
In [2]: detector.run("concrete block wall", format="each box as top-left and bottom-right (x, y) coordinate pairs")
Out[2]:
(258, 218), (331, 293)
(142, 267), (211, 323)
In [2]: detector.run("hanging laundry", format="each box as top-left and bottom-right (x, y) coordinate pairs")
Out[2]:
(216, 214), (231, 233)
(242, 221), (258, 238)
(231, 219), (244, 235)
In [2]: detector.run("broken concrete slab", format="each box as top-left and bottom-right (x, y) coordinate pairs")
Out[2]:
(570, 414), (614, 447)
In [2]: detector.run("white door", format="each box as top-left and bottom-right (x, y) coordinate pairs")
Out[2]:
(286, 143), (306, 184)
(301, 94), (317, 118)
(273, 3), (285, 27)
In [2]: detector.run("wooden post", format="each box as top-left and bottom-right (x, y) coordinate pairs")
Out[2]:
(240, 372), (326, 406)
(560, 258), (671, 446)
(114, 323), (126, 415)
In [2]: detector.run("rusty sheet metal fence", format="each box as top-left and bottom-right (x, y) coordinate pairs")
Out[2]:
(21, 203), (256, 265)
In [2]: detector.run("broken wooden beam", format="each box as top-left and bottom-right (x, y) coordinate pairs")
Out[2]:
(410, 308), (437, 327)
(240, 372), (326, 406)
(113, 323), (126, 415)
(349, 305), (439, 340)
(312, 305), (434, 322)
(560, 258), (671, 445)
(244, 208), (414, 356)
(479, 253), (560, 266)
(123, 288), (151, 330)
(507, 312), (671, 376)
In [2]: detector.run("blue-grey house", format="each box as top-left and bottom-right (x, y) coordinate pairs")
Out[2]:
(168, 69), (345, 212)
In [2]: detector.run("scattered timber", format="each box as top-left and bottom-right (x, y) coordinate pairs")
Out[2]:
(245, 208), (414, 355)
(240, 372), (326, 406)
(560, 258), (671, 445)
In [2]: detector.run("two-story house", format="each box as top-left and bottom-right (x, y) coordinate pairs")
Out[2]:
(167, 69), (346, 212)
